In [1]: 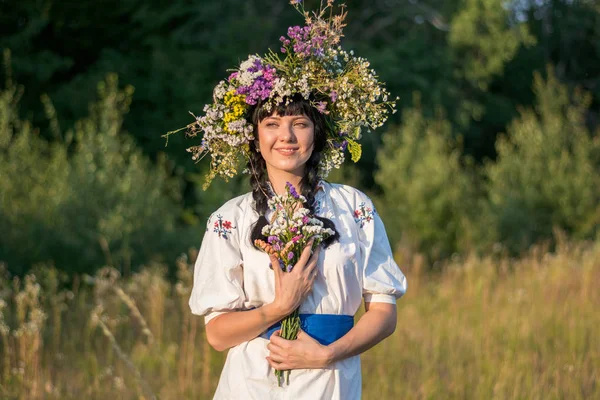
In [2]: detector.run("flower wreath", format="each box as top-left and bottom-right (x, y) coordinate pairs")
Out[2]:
(165, 0), (397, 189)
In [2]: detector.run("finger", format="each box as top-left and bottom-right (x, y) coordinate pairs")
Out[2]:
(266, 342), (284, 353)
(294, 239), (315, 272)
(266, 357), (287, 371)
(305, 246), (321, 276)
(269, 255), (282, 276)
(308, 246), (321, 267)
(312, 244), (321, 259)
(268, 352), (286, 363)
(296, 328), (314, 341)
(310, 267), (319, 280)
(269, 332), (290, 347)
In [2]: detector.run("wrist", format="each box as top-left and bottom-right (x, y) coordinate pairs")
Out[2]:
(265, 301), (288, 320)
(323, 343), (337, 365)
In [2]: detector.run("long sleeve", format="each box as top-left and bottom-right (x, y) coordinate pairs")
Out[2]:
(353, 193), (407, 304)
(189, 203), (246, 325)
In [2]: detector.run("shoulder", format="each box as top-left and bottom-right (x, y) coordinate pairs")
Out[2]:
(207, 192), (254, 226)
(322, 182), (379, 229)
(204, 192), (254, 242)
(322, 181), (372, 205)
(213, 192), (253, 215)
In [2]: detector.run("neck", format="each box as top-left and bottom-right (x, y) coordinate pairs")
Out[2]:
(266, 169), (304, 196)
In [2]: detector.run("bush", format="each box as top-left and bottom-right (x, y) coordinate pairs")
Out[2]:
(375, 100), (479, 261)
(484, 66), (600, 254)
(0, 59), (196, 275)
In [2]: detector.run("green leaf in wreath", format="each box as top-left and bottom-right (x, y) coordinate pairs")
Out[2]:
(347, 138), (362, 162)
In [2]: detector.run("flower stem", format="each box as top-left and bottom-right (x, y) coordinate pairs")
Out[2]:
(275, 308), (300, 386)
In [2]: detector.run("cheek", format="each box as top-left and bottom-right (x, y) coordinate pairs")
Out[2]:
(303, 130), (315, 153)
(257, 129), (274, 151)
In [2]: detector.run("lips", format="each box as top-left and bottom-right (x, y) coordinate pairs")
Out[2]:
(275, 148), (299, 155)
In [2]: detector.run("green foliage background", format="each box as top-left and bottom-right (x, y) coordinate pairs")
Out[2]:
(0, 0), (599, 275)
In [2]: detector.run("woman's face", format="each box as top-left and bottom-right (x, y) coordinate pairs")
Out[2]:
(257, 113), (315, 177)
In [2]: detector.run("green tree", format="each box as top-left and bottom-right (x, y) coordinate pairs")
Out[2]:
(0, 61), (194, 275)
(485, 66), (600, 254)
(375, 98), (479, 260)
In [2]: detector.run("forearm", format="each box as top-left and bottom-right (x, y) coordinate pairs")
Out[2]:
(205, 303), (285, 351)
(325, 303), (397, 364)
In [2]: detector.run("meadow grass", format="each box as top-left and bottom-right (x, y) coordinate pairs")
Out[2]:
(0, 240), (598, 399)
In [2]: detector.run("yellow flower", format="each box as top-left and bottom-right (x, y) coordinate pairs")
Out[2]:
(222, 90), (247, 134)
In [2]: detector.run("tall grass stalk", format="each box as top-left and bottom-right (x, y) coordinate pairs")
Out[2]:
(0, 241), (597, 399)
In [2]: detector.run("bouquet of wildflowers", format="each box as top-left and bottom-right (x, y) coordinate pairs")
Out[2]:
(254, 182), (334, 386)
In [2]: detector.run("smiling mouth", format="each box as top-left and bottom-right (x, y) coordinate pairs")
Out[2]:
(276, 148), (299, 155)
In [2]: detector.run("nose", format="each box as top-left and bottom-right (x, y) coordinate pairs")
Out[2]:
(280, 122), (297, 142)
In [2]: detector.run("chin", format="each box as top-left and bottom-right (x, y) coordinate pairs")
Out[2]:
(267, 160), (307, 174)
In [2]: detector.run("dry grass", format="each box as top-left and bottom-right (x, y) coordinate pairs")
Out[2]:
(0, 240), (598, 399)
(362, 240), (600, 399)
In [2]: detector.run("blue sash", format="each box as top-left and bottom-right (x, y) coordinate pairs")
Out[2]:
(262, 314), (354, 345)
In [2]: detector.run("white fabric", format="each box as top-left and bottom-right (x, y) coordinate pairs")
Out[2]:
(189, 181), (407, 400)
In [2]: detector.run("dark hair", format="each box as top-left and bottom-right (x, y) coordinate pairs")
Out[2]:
(247, 94), (340, 249)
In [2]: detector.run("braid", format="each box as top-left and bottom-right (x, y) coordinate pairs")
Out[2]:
(248, 149), (270, 216)
(247, 146), (271, 243)
(299, 150), (322, 213)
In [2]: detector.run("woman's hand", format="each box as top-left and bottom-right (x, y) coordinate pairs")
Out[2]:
(270, 241), (321, 316)
(266, 329), (332, 370)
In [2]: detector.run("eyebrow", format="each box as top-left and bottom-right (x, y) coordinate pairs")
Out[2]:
(264, 115), (309, 121)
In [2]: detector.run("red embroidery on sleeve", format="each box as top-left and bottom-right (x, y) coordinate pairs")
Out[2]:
(213, 214), (236, 239)
(353, 202), (376, 228)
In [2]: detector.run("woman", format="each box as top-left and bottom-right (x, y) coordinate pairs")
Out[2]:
(184, 2), (407, 399)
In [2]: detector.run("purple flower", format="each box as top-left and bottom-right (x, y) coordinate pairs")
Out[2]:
(292, 235), (303, 243)
(235, 61), (277, 105)
(302, 216), (309, 224)
(281, 47), (287, 53)
(290, 226), (297, 233)
(291, 0), (302, 4)
(340, 140), (348, 151)
(330, 91), (338, 103)
(316, 101), (327, 114)
(286, 182), (300, 199)
(286, 26), (312, 57)
(287, 252), (294, 261)
(287, 26), (303, 40)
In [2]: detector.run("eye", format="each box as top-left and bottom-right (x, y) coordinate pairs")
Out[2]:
(294, 122), (308, 128)
(266, 122), (279, 128)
